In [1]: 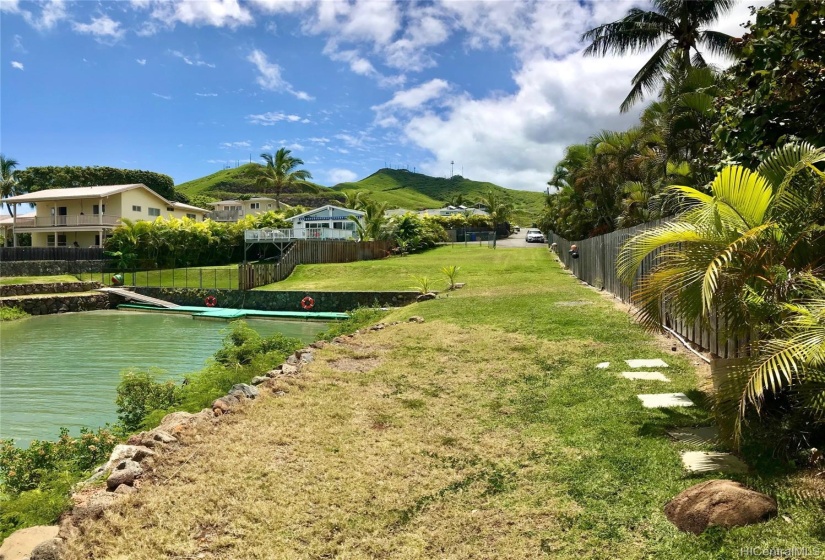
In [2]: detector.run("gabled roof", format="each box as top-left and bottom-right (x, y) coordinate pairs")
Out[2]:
(2, 184), (209, 213)
(288, 204), (365, 221)
(0, 211), (35, 225)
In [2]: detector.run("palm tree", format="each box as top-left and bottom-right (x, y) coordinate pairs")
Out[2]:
(1, 155), (22, 246)
(582, 0), (737, 112)
(348, 199), (388, 241)
(254, 148), (312, 210)
(342, 190), (366, 210)
(480, 190), (513, 245)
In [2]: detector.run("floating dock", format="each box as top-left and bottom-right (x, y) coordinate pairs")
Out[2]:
(117, 303), (348, 321)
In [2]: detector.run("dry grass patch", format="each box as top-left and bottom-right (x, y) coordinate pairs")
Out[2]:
(63, 322), (584, 560)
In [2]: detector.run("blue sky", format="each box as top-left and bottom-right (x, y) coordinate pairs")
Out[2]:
(1, 0), (762, 192)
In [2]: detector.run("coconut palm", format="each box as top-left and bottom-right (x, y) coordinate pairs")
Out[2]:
(582, 0), (737, 112)
(1, 155), (24, 246)
(255, 148), (313, 211)
(348, 199), (387, 241)
(617, 142), (825, 334)
(480, 190), (513, 235)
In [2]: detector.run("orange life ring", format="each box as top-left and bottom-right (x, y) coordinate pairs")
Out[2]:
(204, 295), (218, 307)
(301, 296), (315, 310)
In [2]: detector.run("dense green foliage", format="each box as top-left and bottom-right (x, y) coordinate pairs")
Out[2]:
(383, 213), (449, 253)
(0, 427), (118, 539)
(15, 166), (185, 202)
(0, 306), (29, 321)
(105, 212), (290, 268)
(715, 0), (825, 166)
(114, 322), (302, 430)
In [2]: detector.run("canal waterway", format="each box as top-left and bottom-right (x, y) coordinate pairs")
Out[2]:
(0, 310), (326, 445)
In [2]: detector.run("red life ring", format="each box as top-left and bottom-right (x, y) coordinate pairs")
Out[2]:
(204, 295), (218, 307)
(301, 296), (315, 310)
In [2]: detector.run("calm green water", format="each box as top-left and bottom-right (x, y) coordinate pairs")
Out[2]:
(0, 310), (326, 445)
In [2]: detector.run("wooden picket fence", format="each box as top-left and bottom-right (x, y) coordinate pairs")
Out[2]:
(548, 221), (749, 359)
(238, 240), (394, 290)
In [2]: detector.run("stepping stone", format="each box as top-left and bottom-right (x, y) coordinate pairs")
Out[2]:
(667, 427), (719, 446)
(681, 451), (748, 474)
(596, 362), (610, 369)
(621, 371), (671, 382)
(638, 393), (694, 408)
(626, 359), (669, 368)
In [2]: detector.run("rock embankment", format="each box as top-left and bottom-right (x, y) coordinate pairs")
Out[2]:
(0, 282), (102, 297)
(9, 317), (427, 559)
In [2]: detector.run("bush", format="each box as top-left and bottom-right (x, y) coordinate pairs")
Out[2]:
(0, 475), (73, 541)
(0, 307), (29, 321)
(0, 427), (117, 494)
(115, 369), (182, 433)
(384, 213), (448, 253)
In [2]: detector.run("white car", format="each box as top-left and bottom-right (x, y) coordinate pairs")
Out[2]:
(526, 229), (545, 243)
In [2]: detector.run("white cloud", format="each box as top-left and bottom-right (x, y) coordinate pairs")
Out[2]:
(12, 34), (27, 53)
(195, 92), (218, 97)
(72, 15), (125, 43)
(327, 168), (358, 184)
(4, 0), (68, 31)
(221, 141), (251, 149)
(152, 93), (172, 100)
(372, 79), (450, 127)
(247, 49), (313, 100)
(136, 58), (147, 65)
(308, 137), (329, 144)
(170, 50), (216, 68)
(132, 0), (253, 34)
(247, 111), (306, 126)
(11, 61), (24, 71)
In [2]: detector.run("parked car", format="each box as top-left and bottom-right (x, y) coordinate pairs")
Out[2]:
(526, 229), (545, 243)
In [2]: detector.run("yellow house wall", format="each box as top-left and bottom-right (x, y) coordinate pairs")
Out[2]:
(31, 231), (100, 247)
(30, 188), (206, 222)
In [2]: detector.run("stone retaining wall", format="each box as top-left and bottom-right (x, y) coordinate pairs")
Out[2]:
(0, 281), (103, 297)
(132, 287), (419, 312)
(0, 293), (111, 315)
(0, 260), (105, 277)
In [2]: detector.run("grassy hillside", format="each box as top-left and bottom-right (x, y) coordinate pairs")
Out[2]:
(333, 168), (544, 226)
(175, 164), (343, 207)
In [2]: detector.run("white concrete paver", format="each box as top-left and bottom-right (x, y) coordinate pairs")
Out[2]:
(621, 372), (671, 382)
(637, 393), (694, 408)
(626, 359), (669, 368)
(681, 451), (748, 474)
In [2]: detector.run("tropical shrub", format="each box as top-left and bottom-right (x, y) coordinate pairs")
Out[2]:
(0, 427), (117, 493)
(15, 166), (184, 202)
(442, 265), (461, 289)
(617, 142), (825, 448)
(0, 307), (29, 321)
(384, 213), (447, 252)
(115, 369), (182, 432)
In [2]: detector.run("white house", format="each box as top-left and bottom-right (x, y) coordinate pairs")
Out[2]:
(208, 197), (284, 222)
(418, 205), (489, 217)
(287, 205), (364, 239)
(3, 184), (209, 247)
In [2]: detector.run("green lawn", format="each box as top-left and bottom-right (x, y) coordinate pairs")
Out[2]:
(65, 246), (823, 559)
(0, 275), (82, 286)
(76, 265), (240, 289)
(256, 245), (515, 291)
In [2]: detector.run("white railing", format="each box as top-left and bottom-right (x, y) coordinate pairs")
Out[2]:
(244, 228), (356, 242)
(22, 215), (121, 228)
(208, 209), (243, 222)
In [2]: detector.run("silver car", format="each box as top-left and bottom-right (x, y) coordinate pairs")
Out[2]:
(526, 229), (545, 243)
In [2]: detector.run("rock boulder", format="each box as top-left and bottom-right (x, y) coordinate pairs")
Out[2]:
(664, 480), (777, 534)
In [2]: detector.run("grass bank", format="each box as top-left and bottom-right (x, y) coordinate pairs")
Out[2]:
(64, 247), (823, 559)
(0, 275), (81, 286)
(76, 265), (239, 290)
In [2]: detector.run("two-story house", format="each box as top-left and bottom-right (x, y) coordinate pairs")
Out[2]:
(208, 197), (282, 222)
(3, 184), (209, 247)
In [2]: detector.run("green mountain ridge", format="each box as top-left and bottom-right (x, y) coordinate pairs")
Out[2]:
(332, 168), (545, 225)
(175, 165), (544, 225)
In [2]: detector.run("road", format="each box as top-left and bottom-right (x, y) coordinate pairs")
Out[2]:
(493, 235), (548, 248)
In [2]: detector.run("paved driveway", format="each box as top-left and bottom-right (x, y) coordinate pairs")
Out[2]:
(493, 235), (547, 248)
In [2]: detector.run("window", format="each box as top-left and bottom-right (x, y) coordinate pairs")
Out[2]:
(93, 204), (106, 215)
(166, 207), (174, 212)
(47, 234), (67, 247)
(250, 203), (260, 210)
(187, 213), (196, 219)
(148, 208), (161, 217)
(267, 203), (272, 209)
(132, 205), (142, 212)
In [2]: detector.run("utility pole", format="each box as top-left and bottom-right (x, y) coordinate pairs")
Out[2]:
(450, 161), (454, 178)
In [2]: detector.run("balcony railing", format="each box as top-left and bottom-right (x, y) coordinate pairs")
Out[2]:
(208, 209), (243, 222)
(244, 228), (356, 242)
(16, 215), (121, 228)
